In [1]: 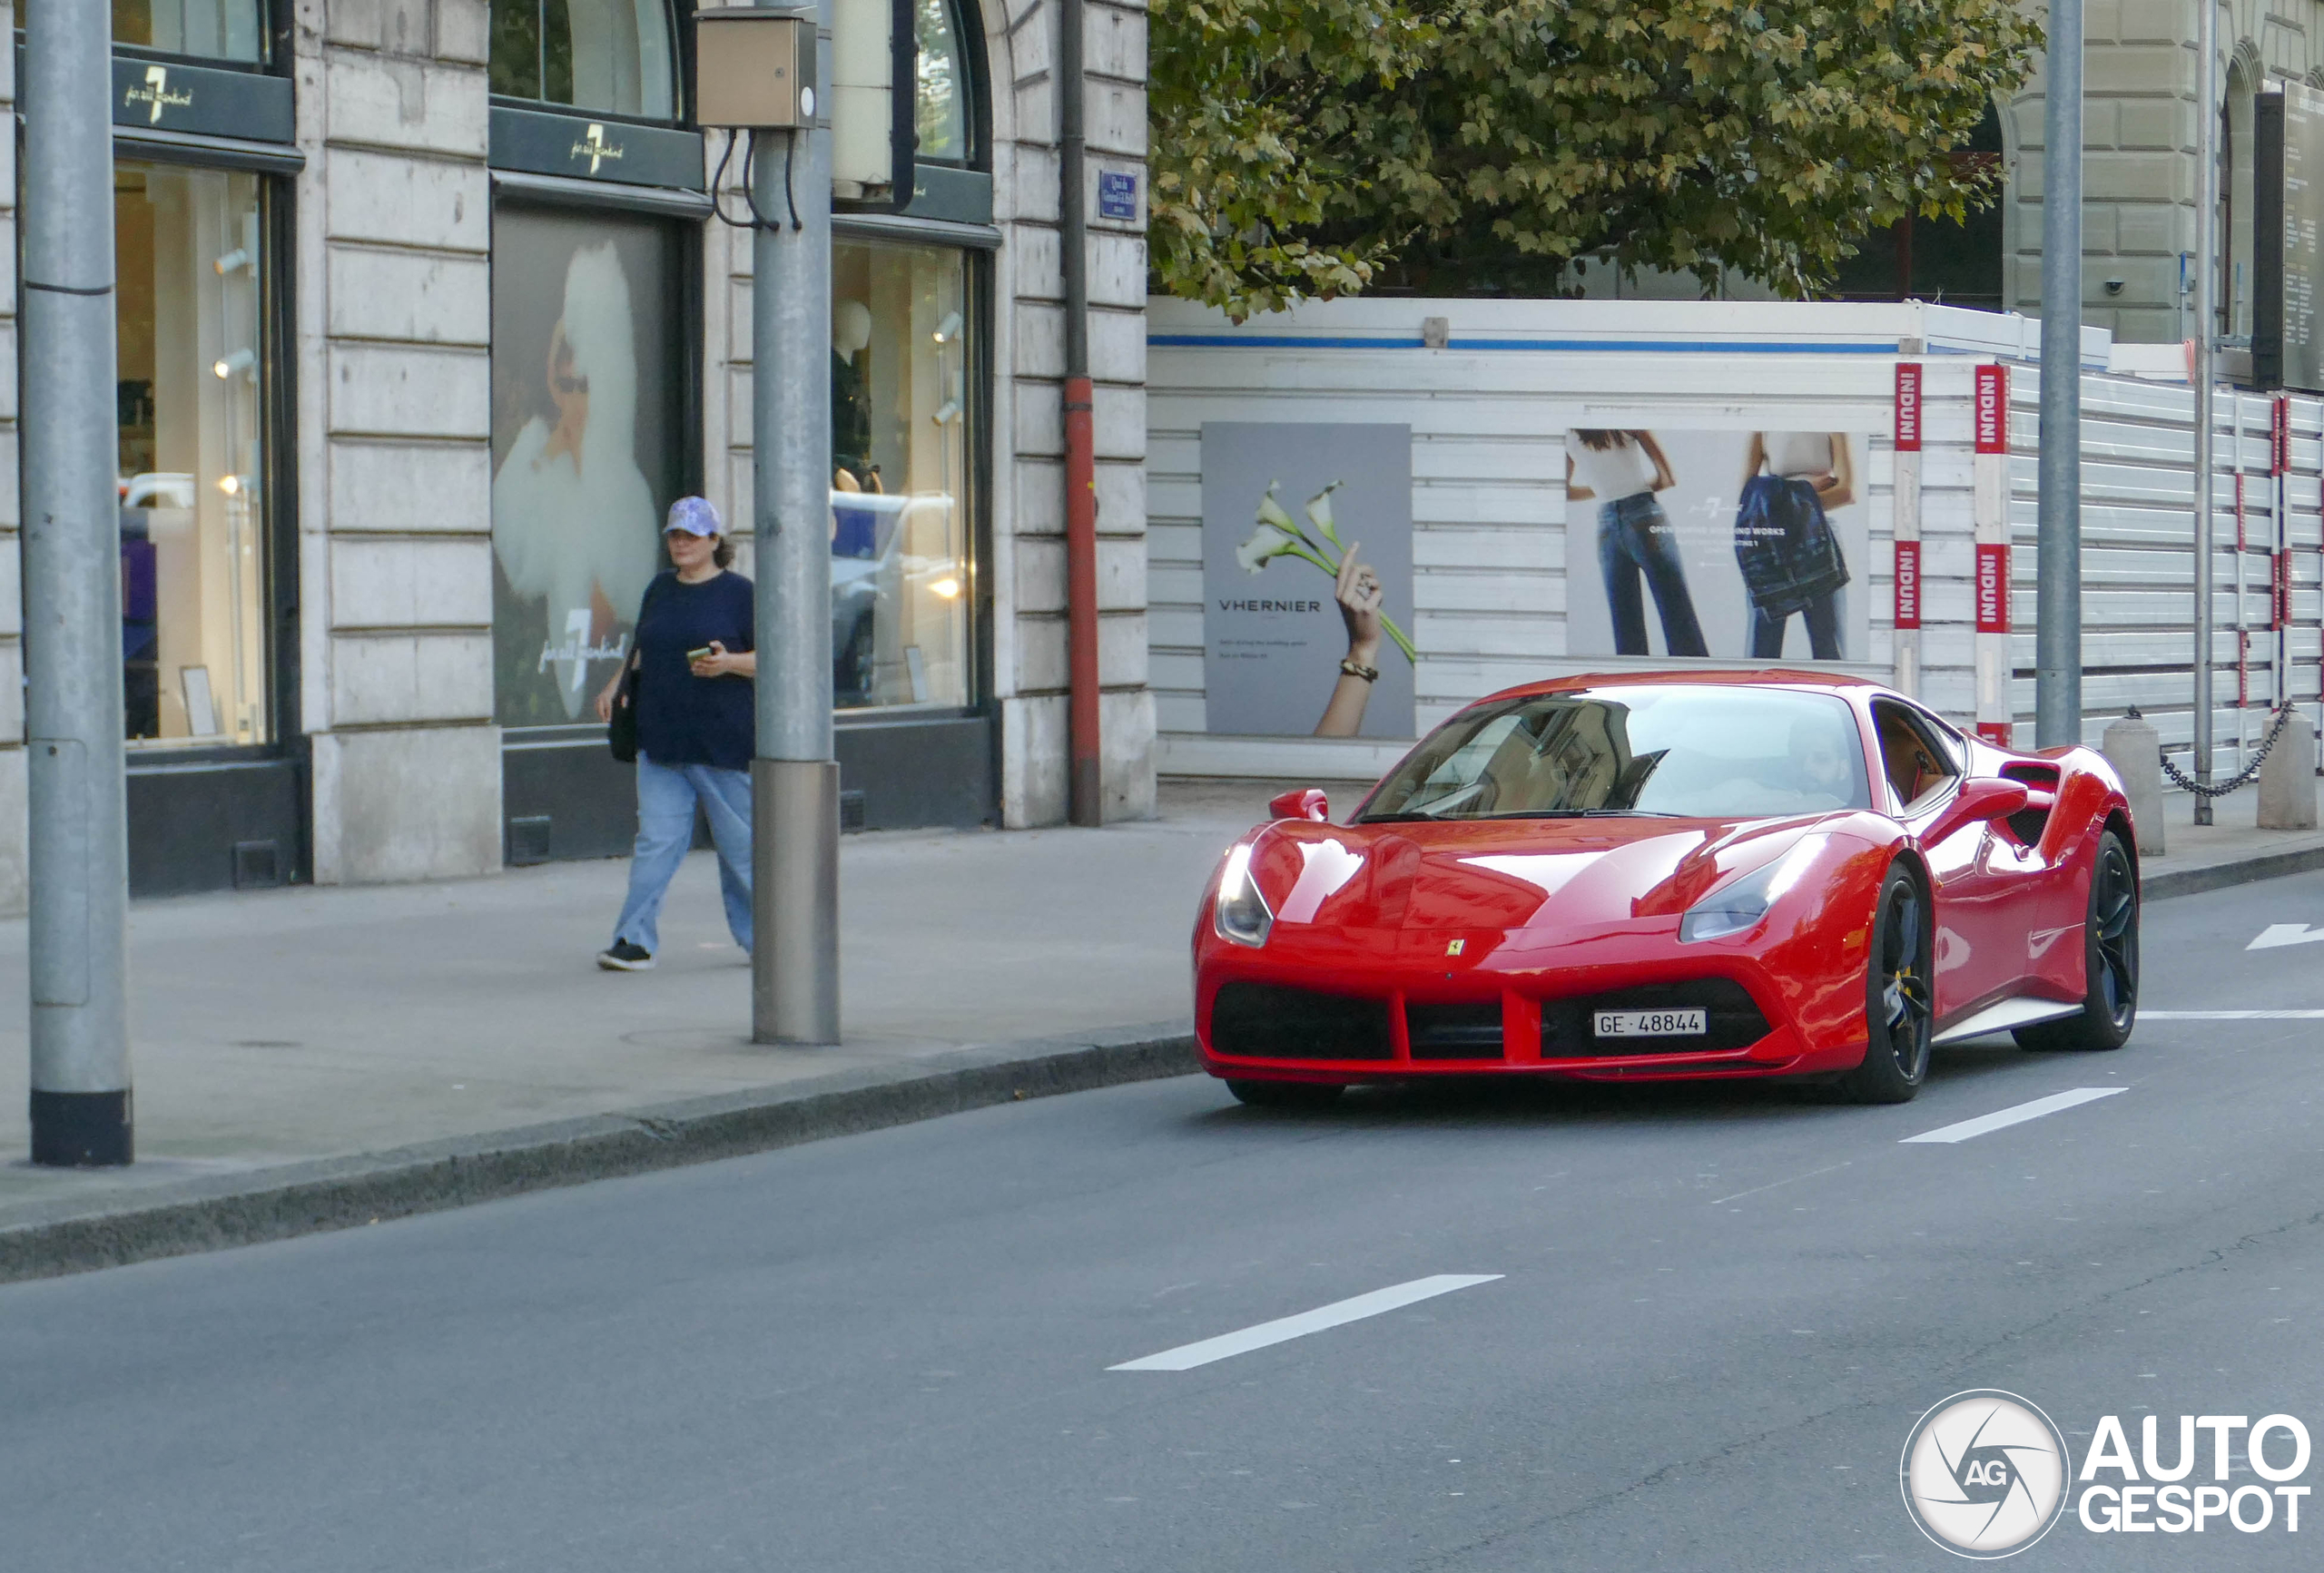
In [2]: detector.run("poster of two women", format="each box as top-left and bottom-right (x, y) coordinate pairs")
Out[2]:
(1564, 428), (1871, 664)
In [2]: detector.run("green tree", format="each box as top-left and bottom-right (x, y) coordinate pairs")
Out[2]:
(1149, 0), (2043, 320)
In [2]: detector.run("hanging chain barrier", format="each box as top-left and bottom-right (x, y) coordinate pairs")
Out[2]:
(2156, 702), (2298, 799)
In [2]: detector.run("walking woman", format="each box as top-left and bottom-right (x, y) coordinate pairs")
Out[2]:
(1735, 432), (1854, 660)
(1567, 429), (1709, 658)
(593, 496), (756, 970)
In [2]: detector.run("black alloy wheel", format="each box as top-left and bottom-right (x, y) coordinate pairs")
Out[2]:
(2016, 829), (2139, 1052)
(1225, 1079), (1345, 1111)
(1838, 864), (1935, 1104)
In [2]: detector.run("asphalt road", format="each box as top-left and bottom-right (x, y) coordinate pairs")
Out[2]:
(9, 873), (2324, 1570)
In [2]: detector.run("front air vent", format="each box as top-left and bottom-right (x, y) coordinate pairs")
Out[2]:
(1405, 1001), (1506, 1060)
(1210, 981), (1393, 1060)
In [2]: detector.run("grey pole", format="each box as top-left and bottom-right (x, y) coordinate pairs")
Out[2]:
(750, 4), (841, 1044)
(2192, 0), (2220, 824)
(2034, 0), (2083, 749)
(22, 0), (133, 1165)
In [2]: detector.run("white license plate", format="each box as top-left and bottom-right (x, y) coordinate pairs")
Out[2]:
(1594, 1008), (1708, 1038)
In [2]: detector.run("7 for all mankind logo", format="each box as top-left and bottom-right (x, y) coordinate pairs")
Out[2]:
(123, 64), (192, 123)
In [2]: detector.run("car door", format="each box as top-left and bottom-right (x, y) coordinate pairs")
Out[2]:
(1871, 701), (2017, 1015)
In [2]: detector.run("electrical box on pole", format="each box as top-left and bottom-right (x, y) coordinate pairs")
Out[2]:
(694, 6), (818, 128)
(831, 0), (917, 211)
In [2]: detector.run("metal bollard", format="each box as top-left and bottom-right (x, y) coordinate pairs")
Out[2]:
(2258, 710), (2319, 831)
(2101, 710), (2165, 855)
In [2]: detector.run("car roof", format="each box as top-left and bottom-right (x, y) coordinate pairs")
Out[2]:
(1465, 670), (1891, 708)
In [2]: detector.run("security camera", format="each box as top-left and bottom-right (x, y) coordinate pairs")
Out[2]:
(2103, 278), (2125, 296)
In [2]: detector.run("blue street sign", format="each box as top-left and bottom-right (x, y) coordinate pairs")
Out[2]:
(1098, 171), (1138, 221)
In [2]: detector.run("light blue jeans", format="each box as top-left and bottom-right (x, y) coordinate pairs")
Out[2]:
(611, 754), (753, 954)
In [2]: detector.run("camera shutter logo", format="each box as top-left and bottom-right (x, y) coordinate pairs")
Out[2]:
(1900, 1390), (2071, 1558)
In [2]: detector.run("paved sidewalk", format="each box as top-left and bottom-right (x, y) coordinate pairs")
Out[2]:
(0, 782), (1278, 1235)
(2, 772), (2318, 1278)
(2135, 782), (2324, 896)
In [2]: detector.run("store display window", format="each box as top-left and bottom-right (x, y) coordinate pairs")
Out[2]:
(489, 0), (678, 121)
(16, 2), (273, 64)
(115, 162), (271, 748)
(831, 241), (972, 711)
(490, 207), (690, 728)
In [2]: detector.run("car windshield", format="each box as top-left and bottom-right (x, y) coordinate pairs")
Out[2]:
(1358, 687), (1872, 821)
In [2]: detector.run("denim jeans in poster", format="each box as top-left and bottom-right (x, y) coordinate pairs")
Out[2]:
(611, 754), (754, 954)
(1598, 493), (1709, 657)
(1747, 589), (1845, 661)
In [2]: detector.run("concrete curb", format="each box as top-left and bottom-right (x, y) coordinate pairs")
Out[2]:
(2141, 842), (2324, 901)
(0, 1023), (1197, 1287)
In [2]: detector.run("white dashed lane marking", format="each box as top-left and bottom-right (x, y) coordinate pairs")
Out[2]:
(1901, 1087), (2127, 1145)
(1109, 1275), (1502, 1371)
(2142, 1010), (2324, 1019)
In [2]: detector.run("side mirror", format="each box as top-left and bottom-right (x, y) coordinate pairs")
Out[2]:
(1922, 776), (2029, 844)
(1267, 787), (1330, 822)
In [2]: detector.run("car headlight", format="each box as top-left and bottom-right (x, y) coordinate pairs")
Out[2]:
(1213, 843), (1274, 948)
(1679, 840), (1817, 943)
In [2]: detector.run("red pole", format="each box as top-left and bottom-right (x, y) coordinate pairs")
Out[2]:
(1065, 374), (1101, 825)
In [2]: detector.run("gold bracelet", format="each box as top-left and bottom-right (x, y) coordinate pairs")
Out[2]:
(1340, 659), (1379, 683)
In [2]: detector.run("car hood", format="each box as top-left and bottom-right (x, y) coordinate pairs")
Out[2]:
(1245, 814), (1836, 931)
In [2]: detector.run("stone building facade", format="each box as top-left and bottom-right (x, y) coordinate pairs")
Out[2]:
(2009, 0), (2324, 347)
(0, 0), (1154, 914)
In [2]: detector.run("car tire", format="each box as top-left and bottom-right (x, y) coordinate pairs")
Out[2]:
(2014, 829), (2139, 1053)
(1224, 1079), (1344, 1111)
(1837, 864), (1935, 1105)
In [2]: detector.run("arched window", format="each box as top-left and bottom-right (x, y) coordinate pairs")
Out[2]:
(2223, 60), (2259, 342)
(1826, 103), (2004, 309)
(915, 0), (974, 165)
(490, 0), (678, 122)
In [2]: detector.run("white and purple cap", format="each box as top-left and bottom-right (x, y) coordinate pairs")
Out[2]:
(665, 496), (723, 537)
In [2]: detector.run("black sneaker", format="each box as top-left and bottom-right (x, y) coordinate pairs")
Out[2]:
(596, 940), (655, 971)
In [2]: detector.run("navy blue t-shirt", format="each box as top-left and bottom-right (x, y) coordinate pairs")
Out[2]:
(633, 570), (755, 771)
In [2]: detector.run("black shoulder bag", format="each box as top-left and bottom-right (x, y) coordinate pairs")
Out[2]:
(608, 579), (656, 763)
(607, 657), (641, 763)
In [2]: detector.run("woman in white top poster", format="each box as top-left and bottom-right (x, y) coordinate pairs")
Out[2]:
(491, 241), (662, 718)
(1566, 429), (1708, 658)
(1736, 431), (1855, 661)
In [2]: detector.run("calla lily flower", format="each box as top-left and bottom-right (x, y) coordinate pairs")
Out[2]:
(1305, 481), (1344, 549)
(1236, 519), (1303, 575)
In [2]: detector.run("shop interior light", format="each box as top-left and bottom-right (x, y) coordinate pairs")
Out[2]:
(931, 398), (961, 426)
(217, 473), (245, 496)
(929, 576), (961, 599)
(213, 347), (256, 379)
(931, 310), (962, 345)
(213, 248), (251, 276)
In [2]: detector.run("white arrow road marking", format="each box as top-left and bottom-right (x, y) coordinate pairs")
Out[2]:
(2249, 924), (2324, 950)
(2142, 1010), (2324, 1019)
(1900, 1086), (2127, 1145)
(1109, 1274), (1502, 1371)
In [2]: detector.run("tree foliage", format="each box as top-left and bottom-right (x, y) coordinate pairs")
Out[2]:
(1148, 1), (2043, 320)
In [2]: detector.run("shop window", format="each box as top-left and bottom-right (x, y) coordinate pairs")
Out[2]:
(115, 162), (271, 748)
(490, 0), (677, 121)
(832, 241), (971, 710)
(489, 207), (689, 727)
(915, 0), (970, 165)
(17, 2), (272, 64)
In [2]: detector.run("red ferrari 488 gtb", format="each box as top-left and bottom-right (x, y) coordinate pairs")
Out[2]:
(1194, 673), (2139, 1106)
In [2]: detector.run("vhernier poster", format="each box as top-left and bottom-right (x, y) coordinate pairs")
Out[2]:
(1200, 423), (1416, 738)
